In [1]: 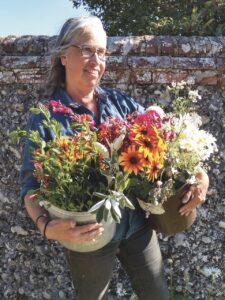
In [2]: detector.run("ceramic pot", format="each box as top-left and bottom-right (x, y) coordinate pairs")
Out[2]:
(44, 202), (116, 252)
(145, 184), (196, 235)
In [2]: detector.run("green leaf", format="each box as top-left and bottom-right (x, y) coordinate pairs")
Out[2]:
(115, 171), (127, 191)
(122, 196), (135, 210)
(96, 204), (104, 223)
(41, 140), (46, 149)
(88, 199), (105, 212)
(110, 207), (121, 224)
(103, 206), (110, 222)
(30, 108), (41, 114)
(9, 129), (27, 143)
(93, 192), (107, 199)
(28, 130), (41, 144)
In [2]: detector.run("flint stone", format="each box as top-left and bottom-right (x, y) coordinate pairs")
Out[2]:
(219, 221), (225, 229)
(174, 233), (186, 247)
(11, 225), (28, 235)
(202, 237), (212, 244)
(199, 266), (221, 278)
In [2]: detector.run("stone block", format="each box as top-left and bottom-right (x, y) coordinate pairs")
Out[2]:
(216, 58), (225, 70)
(127, 56), (171, 69)
(152, 71), (189, 84)
(102, 70), (131, 84)
(0, 71), (16, 84)
(130, 70), (152, 84)
(107, 36), (145, 55)
(194, 71), (218, 85)
(159, 36), (178, 55)
(172, 57), (216, 70)
(145, 35), (159, 55)
(14, 69), (47, 84)
(106, 56), (127, 69)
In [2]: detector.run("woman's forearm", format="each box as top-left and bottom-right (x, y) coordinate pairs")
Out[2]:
(195, 168), (209, 189)
(24, 193), (49, 235)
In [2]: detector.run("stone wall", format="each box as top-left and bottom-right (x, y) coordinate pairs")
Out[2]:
(1, 35), (225, 87)
(0, 36), (225, 299)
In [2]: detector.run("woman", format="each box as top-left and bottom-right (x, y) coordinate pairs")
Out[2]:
(21, 16), (209, 300)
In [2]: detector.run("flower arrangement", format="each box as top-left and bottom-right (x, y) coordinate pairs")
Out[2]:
(11, 101), (134, 223)
(116, 83), (217, 216)
(11, 83), (217, 224)
(117, 82), (217, 216)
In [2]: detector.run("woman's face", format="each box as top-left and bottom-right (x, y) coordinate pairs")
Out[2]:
(61, 28), (107, 92)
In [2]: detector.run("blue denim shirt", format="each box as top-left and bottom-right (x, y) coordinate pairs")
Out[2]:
(20, 86), (149, 240)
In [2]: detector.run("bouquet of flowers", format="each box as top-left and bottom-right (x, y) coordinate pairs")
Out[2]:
(11, 83), (217, 225)
(11, 101), (134, 224)
(116, 83), (217, 218)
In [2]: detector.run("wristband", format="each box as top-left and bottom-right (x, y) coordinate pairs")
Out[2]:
(43, 219), (52, 238)
(35, 214), (48, 228)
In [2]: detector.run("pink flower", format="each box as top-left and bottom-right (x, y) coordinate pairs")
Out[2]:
(47, 100), (73, 115)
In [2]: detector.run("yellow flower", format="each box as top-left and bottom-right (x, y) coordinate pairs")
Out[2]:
(131, 125), (167, 159)
(130, 123), (149, 139)
(119, 146), (144, 175)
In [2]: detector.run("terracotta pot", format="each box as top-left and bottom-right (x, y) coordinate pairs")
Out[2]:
(43, 202), (116, 252)
(147, 184), (196, 235)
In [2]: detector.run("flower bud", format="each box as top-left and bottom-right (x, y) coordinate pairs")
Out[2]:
(94, 142), (109, 158)
(112, 134), (125, 151)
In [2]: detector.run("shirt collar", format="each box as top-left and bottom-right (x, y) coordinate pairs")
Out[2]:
(53, 86), (107, 108)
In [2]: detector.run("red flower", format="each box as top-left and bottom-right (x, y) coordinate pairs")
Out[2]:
(132, 110), (162, 129)
(97, 117), (125, 147)
(47, 100), (73, 115)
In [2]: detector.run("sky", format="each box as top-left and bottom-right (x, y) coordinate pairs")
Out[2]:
(0, 0), (90, 37)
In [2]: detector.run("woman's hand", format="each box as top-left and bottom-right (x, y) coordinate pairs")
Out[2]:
(24, 193), (104, 244)
(39, 218), (104, 244)
(179, 169), (209, 216)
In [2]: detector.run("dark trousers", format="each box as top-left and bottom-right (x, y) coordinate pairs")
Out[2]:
(65, 226), (168, 300)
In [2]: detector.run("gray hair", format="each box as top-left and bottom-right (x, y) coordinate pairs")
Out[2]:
(46, 16), (106, 95)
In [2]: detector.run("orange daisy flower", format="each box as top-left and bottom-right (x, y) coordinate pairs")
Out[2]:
(146, 160), (163, 181)
(140, 155), (151, 168)
(129, 123), (150, 140)
(119, 146), (143, 175)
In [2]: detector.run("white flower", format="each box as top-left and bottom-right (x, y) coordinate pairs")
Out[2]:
(186, 78), (195, 85)
(156, 180), (163, 187)
(188, 90), (202, 102)
(171, 81), (177, 88)
(171, 80), (186, 89)
(172, 113), (217, 163)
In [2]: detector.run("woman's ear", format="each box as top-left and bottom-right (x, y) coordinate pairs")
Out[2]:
(60, 55), (67, 66)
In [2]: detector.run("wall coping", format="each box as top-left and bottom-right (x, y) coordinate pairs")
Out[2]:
(0, 35), (225, 57)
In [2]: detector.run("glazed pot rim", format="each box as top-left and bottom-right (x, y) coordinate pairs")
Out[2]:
(42, 201), (95, 218)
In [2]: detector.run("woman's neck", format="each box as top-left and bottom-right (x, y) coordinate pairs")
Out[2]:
(65, 84), (99, 118)
(66, 86), (95, 105)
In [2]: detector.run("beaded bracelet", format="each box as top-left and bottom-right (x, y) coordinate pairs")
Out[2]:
(35, 214), (48, 228)
(43, 219), (52, 238)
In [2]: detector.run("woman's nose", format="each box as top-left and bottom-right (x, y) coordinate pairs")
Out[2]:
(90, 52), (101, 64)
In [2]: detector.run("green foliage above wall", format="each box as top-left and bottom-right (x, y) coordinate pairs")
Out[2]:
(70, 0), (225, 36)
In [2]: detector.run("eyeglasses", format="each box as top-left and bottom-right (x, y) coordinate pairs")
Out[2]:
(71, 45), (107, 61)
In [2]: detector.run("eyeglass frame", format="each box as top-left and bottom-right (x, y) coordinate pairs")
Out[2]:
(71, 44), (107, 61)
